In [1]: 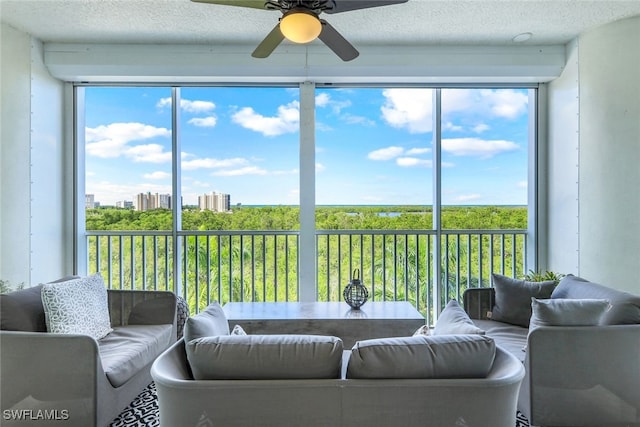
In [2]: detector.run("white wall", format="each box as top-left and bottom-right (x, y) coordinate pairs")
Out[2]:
(578, 16), (640, 292)
(547, 16), (640, 292)
(546, 39), (581, 276)
(1, 24), (32, 288)
(0, 23), (70, 287)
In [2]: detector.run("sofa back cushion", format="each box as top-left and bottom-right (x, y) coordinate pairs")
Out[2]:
(0, 285), (46, 332)
(186, 334), (343, 380)
(551, 275), (640, 325)
(183, 302), (230, 342)
(346, 334), (496, 379)
(490, 273), (556, 327)
(0, 276), (80, 332)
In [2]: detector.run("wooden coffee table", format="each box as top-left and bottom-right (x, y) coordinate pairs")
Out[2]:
(222, 301), (425, 348)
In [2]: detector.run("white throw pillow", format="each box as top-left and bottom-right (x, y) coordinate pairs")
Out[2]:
(524, 297), (611, 351)
(41, 274), (113, 340)
(433, 300), (485, 335)
(529, 297), (610, 329)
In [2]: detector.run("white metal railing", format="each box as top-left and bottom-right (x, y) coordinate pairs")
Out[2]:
(86, 229), (527, 321)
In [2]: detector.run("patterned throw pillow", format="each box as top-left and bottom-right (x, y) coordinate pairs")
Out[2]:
(41, 274), (113, 340)
(231, 324), (247, 335)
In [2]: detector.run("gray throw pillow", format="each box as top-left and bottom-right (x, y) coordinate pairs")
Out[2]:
(551, 275), (640, 325)
(347, 334), (496, 379)
(433, 300), (485, 335)
(183, 302), (230, 342)
(490, 273), (556, 327)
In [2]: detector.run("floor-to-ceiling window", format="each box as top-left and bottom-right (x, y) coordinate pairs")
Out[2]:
(77, 83), (535, 319)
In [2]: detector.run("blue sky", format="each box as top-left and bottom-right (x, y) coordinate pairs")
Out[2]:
(84, 86), (529, 207)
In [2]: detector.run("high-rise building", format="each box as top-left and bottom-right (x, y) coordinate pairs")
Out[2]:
(135, 192), (171, 211)
(198, 191), (230, 212)
(116, 200), (133, 209)
(85, 194), (95, 209)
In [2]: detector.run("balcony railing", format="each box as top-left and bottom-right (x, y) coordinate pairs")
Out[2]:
(86, 229), (527, 323)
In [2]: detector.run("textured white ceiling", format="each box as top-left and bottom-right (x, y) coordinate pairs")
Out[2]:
(1, 0), (640, 47)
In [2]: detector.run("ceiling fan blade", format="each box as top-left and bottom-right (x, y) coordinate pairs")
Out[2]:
(325, 0), (409, 14)
(252, 24), (285, 58)
(318, 20), (359, 61)
(190, 0), (267, 10)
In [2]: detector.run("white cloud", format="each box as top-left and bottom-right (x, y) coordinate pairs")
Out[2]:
(315, 93), (330, 108)
(442, 138), (519, 158)
(182, 157), (248, 171)
(315, 92), (352, 114)
(231, 101), (300, 137)
(473, 123), (490, 133)
(396, 157), (432, 167)
(213, 166), (268, 176)
(480, 89), (528, 119)
(316, 163), (326, 173)
(444, 122), (464, 132)
(343, 114), (375, 126)
(442, 89), (528, 120)
(517, 180), (528, 189)
(126, 144), (172, 163)
(271, 169), (299, 176)
(85, 122), (171, 159)
(192, 180), (214, 188)
(381, 88), (433, 134)
(368, 146), (404, 161)
(406, 147), (431, 156)
(188, 116), (217, 127)
(143, 171), (171, 180)
(157, 97), (216, 113)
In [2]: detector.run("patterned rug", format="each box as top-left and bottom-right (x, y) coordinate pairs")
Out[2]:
(110, 382), (531, 427)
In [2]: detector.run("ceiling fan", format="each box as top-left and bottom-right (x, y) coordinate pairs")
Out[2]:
(191, 0), (408, 61)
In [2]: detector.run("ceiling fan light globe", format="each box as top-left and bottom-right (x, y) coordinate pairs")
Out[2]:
(280, 11), (322, 44)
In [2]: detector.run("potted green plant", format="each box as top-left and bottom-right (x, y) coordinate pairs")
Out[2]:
(522, 269), (565, 284)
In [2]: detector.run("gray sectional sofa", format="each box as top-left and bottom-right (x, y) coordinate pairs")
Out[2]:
(0, 275), (178, 427)
(464, 274), (640, 427)
(151, 302), (525, 427)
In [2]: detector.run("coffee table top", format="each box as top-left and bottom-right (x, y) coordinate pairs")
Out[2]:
(223, 301), (424, 321)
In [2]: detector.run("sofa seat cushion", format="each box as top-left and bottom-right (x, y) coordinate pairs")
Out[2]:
(346, 334), (496, 379)
(551, 275), (640, 325)
(186, 334), (344, 380)
(473, 319), (528, 362)
(99, 324), (173, 387)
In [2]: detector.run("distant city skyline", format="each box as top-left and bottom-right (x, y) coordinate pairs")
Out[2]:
(84, 87), (530, 207)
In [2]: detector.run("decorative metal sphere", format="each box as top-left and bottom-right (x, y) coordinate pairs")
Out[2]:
(343, 269), (369, 310)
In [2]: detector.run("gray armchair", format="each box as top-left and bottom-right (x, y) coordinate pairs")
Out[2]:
(1, 286), (178, 427)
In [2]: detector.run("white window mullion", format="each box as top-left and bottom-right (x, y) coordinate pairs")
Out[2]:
(172, 87), (183, 298)
(432, 88), (442, 325)
(299, 81), (316, 302)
